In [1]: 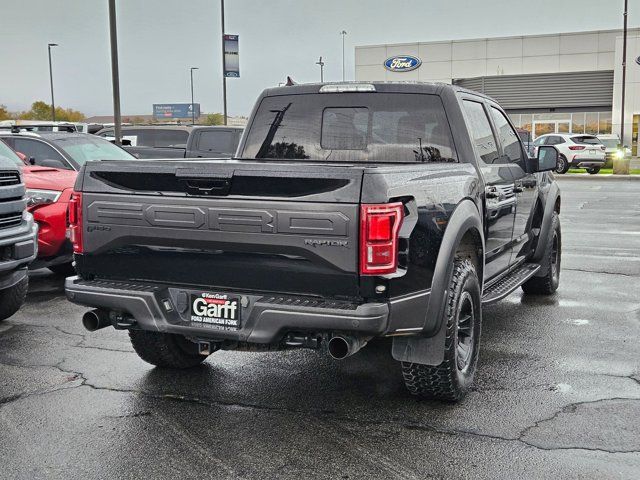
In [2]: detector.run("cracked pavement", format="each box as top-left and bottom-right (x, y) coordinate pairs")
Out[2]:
(1, 177), (639, 479)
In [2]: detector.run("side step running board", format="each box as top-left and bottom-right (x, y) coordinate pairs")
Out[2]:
(482, 263), (540, 305)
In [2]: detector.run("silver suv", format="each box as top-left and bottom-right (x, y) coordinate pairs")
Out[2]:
(532, 133), (606, 174)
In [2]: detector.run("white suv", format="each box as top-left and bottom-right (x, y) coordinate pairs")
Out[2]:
(532, 133), (606, 174)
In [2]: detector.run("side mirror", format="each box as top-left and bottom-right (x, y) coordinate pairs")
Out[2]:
(40, 159), (68, 169)
(534, 146), (558, 172)
(121, 139), (132, 146)
(29, 156), (36, 165)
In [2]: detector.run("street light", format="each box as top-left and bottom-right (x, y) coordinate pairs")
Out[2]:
(619, 0), (628, 150)
(316, 56), (325, 83)
(190, 67), (199, 125)
(340, 30), (347, 81)
(47, 43), (58, 122)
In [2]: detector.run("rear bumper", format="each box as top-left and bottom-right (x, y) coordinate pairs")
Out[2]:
(65, 277), (389, 344)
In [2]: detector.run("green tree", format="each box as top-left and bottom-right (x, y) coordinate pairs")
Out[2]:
(203, 113), (224, 125)
(0, 105), (11, 121)
(18, 101), (85, 122)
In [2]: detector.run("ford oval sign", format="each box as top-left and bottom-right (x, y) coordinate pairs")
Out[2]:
(384, 55), (422, 72)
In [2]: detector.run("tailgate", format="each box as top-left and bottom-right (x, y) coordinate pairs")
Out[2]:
(76, 160), (365, 298)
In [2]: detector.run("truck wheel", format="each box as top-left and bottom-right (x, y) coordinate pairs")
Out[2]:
(0, 277), (29, 322)
(129, 330), (209, 368)
(586, 167), (600, 175)
(555, 155), (569, 174)
(49, 263), (76, 277)
(401, 258), (481, 402)
(522, 212), (561, 295)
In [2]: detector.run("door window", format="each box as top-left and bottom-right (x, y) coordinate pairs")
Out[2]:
(490, 107), (522, 163)
(12, 138), (69, 167)
(463, 100), (499, 164)
(195, 130), (236, 153)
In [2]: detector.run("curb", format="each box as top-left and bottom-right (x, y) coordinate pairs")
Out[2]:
(557, 174), (640, 181)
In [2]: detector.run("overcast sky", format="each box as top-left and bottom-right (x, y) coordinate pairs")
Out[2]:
(0, 0), (637, 117)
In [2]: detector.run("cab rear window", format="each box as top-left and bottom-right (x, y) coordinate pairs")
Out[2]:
(241, 93), (458, 163)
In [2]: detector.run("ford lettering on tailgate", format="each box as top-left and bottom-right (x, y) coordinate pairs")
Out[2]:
(87, 202), (350, 236)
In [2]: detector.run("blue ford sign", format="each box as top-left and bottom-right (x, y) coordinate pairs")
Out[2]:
(384, 55), (422, 72)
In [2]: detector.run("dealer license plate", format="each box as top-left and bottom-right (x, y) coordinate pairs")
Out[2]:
(190, 292), (241, 329)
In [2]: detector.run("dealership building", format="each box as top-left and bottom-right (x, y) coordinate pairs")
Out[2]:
(355, 28), (640, 154)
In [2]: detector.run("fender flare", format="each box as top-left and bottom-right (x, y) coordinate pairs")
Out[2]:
(531, 181), (560, 265)
(392, 199), (485, 365)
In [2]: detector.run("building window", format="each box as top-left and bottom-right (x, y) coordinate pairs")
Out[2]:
(598, 112), (612, 135)
(585, 113), (599, 135)
(571, 113), (585, 134)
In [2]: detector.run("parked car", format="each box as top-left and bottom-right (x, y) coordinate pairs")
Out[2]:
(66, 82), (561, 402)
(0, 129), (135, 171)
(532, 133), (605, 174)
(597, 134), (631, 166)
(95, 125), (243, 159)
(0, 140), (38, 321)
(0, 131), (136, 274)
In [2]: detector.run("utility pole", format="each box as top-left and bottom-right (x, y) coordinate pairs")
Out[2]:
(340, 30), (347, 81)
(190, 67), (199, 125)
(316, 56), (325, 82)
(108, 0), (122, 145)
(620, 0), (628, 148)
(220, 0), (228, 125)
(47, 43), (58, 121)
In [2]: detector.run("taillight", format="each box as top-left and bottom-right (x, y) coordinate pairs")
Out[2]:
(568, 146), (585, 150)
(68, 192), (83, 253)
(360, 202), (403, 275)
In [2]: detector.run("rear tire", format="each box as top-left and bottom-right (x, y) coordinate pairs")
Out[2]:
(129, 330), (210, 368)
(0, 277), (29, 322)
(586, 167), (600, 175)
(522, 212), (561, 295)
(401, 258), (482, 402)
(555, 155), (569, 174)
(49, 263), (76, 277)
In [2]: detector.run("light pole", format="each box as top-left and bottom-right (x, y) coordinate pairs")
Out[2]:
(316, 56), (325, 82)
(47, 43), (58, 121)
(190, 67), (199, 125)
(108, 0), (122, 145)
(340, 30), (347, 81)
(620, 0), (628, 148)
(220, 0), (228, 125)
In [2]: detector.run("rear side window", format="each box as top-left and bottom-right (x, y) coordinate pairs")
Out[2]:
(571, 135), (600, 145)
(463, 100), (499, 164)
(241, 93), (457, 163)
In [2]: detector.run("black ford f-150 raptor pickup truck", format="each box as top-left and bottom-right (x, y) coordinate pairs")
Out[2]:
(65, 82), (561, 401)
(0, 141), (38, 321)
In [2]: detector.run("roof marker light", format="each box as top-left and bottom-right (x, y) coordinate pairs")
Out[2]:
(319, 84), (376, 93)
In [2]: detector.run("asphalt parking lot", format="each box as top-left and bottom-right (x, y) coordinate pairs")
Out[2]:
(1, 176), (639, 479)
